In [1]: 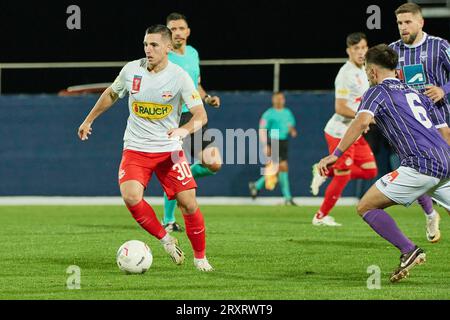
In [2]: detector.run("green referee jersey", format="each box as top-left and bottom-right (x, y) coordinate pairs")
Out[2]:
(259, 107), (296, 140)
(168, 45), (200, 113)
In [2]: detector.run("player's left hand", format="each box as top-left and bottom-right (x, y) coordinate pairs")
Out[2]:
(168, 128), (189, 139)
(424, 86), (445, 103)
(205, 95), (221, 108)
(290, 128), (298, 138)
(317, 155), (338, 176)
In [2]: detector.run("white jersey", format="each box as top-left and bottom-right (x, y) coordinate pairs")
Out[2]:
(324, 61), (369, 138)
(111, 59), (203, 152)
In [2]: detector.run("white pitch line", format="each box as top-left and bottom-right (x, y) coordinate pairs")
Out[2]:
(0, 196), (360, 206)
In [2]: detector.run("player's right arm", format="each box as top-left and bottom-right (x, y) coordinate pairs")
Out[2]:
(78, 88), (119, 141)
(78, 65), (128, 141)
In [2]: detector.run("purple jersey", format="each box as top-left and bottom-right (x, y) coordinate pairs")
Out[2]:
(389, 33), (450, 124)
(358, 78), (450, 179)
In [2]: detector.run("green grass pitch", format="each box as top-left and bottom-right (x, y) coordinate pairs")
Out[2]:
(0, 205), (448, 300)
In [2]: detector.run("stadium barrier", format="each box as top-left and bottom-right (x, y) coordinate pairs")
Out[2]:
(0, 91), (391, 197)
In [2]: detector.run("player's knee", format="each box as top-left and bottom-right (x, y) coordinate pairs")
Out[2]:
(177, 199), (198, 214)
(121, 190), (142, 207)
(356, 200), (370, 217)
(334, 169), (351, 176)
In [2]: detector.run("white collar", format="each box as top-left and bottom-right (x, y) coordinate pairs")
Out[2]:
(382, 77), (400, 83)
(403, 32), (427, 49)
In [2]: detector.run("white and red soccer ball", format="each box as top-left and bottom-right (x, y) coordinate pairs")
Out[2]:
(116, 240), (153, 274)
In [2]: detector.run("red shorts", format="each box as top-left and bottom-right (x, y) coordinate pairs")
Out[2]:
(325, 133), (375, 171)
(118, 149), (197, 200)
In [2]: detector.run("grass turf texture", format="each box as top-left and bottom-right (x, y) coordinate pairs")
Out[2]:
(0, 205), (448, 300)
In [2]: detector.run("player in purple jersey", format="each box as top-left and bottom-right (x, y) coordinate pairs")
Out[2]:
(317, 44), (450, 282)
(389, 2), (450, 243)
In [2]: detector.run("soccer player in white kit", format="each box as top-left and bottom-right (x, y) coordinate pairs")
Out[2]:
(77, 25), (213, 272)
(310, 33), (378, 226)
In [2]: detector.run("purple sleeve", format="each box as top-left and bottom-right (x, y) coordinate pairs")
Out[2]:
(420, 94), (447, 127)
(440, 40), (450, 94)
(357, 87), (382, 116)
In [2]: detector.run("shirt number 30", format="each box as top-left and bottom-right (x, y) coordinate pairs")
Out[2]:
(173, 162), (193, 181)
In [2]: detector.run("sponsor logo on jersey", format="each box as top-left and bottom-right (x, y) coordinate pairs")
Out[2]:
(132, 102), (173, 120)
(191, 90), (201, 100)
(132, 75), (142, 93)
(336, 88), (350, 96)
(162, 91), (173, 100)
(420, 51), (427, 62)
(403, 64), (426, 85)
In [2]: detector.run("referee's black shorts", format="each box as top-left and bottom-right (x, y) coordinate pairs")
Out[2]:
(267, 139), (289, 162)
(179, 112), (215, 159)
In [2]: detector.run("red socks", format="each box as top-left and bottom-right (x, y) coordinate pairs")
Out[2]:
(182, 208), (206, 259)
(127, 199), (167, 240)
(317, 174), (351, 218)
(350, 165), (378, 180)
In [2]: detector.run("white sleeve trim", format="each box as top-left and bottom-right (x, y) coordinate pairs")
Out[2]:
(357, 110), (375, 117)
(435, 123), (449, 129)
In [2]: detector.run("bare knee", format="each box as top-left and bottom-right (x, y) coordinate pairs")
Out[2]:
(177, 198), (198, 214)
(120, 186), (143, 207)
(356, 200), (370, 217)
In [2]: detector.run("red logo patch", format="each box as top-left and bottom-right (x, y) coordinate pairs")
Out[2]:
(132, 75), (142, 93)
(395, 69), (404, 81)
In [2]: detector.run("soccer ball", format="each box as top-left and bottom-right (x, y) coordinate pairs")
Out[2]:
(116, 240), (153, 274)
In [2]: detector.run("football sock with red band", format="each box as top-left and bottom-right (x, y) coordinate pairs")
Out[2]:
(317, 174), (351, 218)
(182, 208), (206, 259)
(127, 199), (167, 240)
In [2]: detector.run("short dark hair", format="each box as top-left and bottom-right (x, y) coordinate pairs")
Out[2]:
(145, 24), (172, 42)
(346, 32), (367, 47)
(166, 12), (188, 25)
(395, 2), (422, 16)
(365, 44), (398, 70)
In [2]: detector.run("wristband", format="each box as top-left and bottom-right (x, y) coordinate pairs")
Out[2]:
(333, 148), (344, 158)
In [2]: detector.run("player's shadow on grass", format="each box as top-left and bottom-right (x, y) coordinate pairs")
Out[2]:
(286, 238), (380, 250)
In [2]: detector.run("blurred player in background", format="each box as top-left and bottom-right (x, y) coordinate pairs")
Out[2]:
(317, 44), (450, 282)
(389, 2), (450, 243)
(163, 12), (222, 232)
(310, 33), (378, 226)
(248, 92), (298, 205)
(78, 25), (213, 271)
